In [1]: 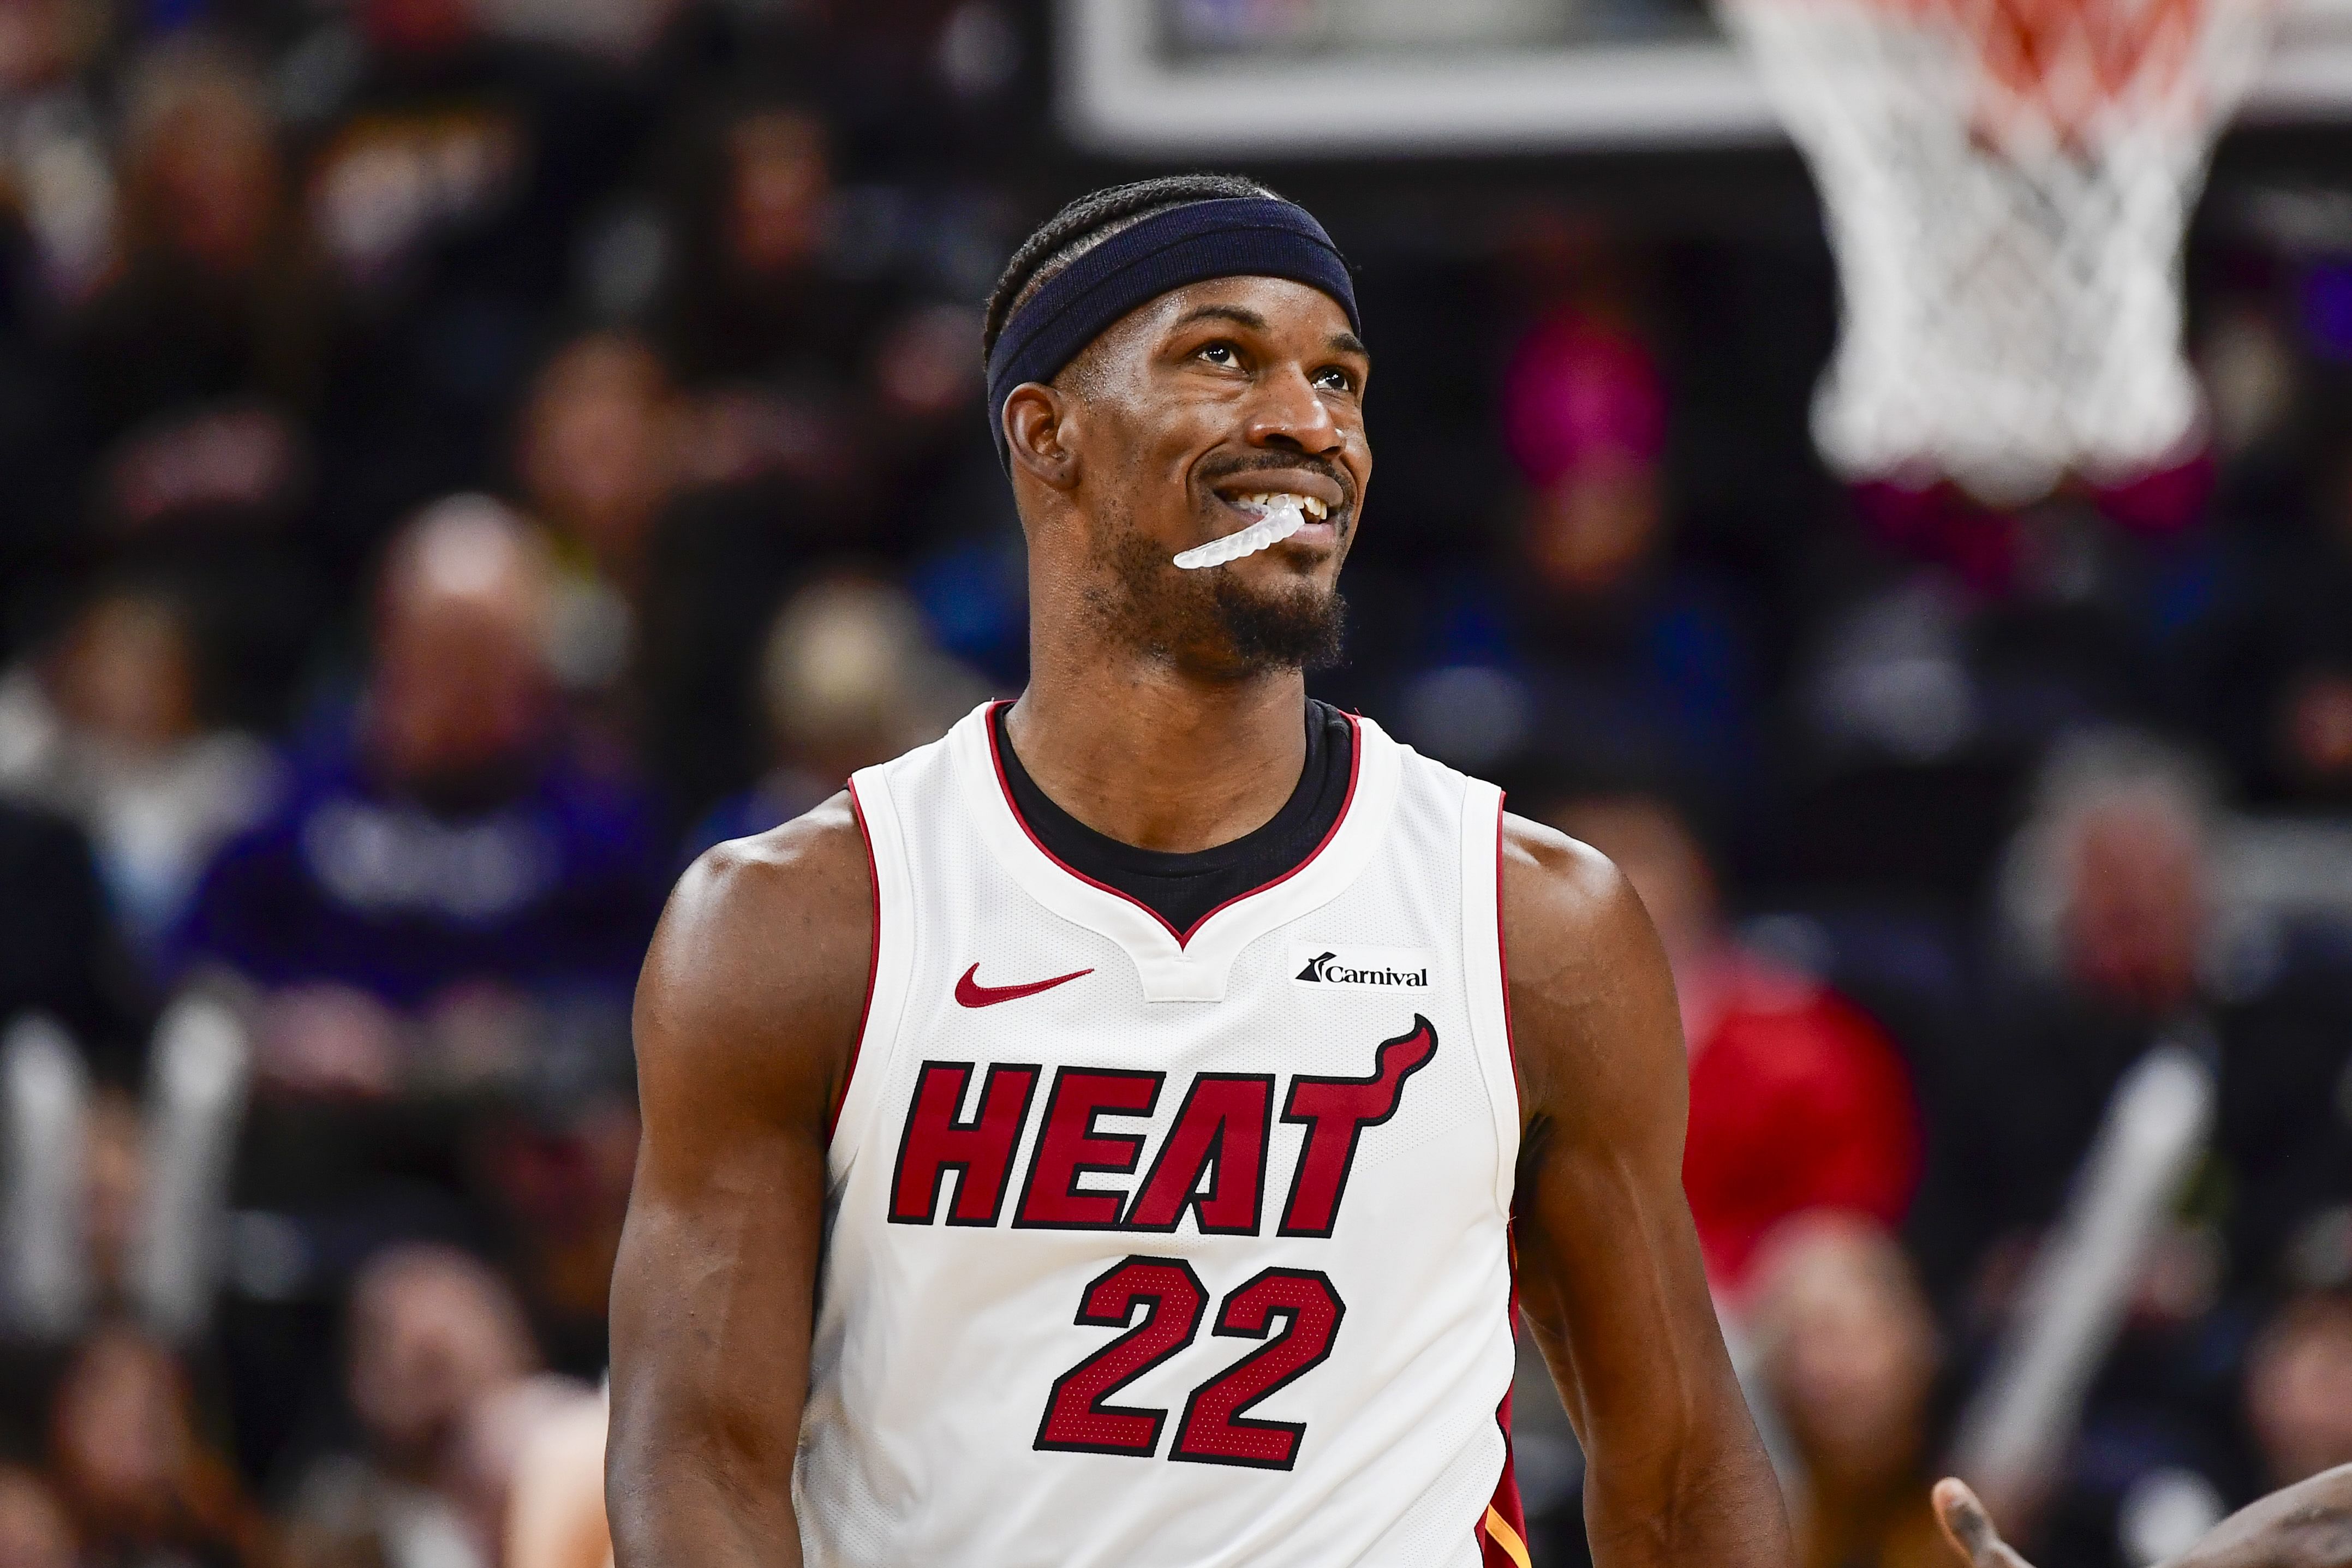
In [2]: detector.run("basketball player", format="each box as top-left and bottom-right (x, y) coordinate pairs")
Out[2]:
(1935, 1471), (2352, 1567)
(606, 176), (1794, 1567)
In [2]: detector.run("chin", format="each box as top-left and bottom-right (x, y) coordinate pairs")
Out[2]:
(1207, 574), (1347, 674)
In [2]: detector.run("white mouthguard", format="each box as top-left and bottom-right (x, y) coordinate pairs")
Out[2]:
(1173, 496), (1309, 570)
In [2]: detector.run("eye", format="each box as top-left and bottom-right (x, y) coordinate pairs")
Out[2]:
(1197, 342), (1240, 367)
(1314, 366), (1356, 393)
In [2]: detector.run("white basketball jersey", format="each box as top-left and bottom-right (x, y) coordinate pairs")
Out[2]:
(798, 702), (1527, 1568)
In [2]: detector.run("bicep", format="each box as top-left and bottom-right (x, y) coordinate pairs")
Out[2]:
(606, 817), (869, 1561)
(1517, 1102), (1723, 1461)
(1501, 824), (1731, 1464)
(607, 1079), (827, 1499)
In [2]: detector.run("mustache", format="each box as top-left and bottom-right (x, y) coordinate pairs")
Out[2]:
(1195, 453), (1357, 511)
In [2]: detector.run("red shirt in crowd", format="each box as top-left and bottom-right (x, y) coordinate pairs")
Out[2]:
(1679, 956), (1923, 1291)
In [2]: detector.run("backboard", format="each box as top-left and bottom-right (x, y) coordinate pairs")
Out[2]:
(1059, 0), (2352, 155)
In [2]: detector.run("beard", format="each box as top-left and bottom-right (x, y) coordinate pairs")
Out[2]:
(1085, 513), (1347, 677)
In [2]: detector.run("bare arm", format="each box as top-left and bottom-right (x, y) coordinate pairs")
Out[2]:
(606, 797), (871, 1568)
(1937, 1471), (2352, 1568)
(1503, 817), (1795, 1568)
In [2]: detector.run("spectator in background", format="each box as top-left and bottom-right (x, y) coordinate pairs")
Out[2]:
(291, 0), (645, 565)
(626, 94), (995, 815)
(806, 0), (1028, 172)
(1503, 312), (1669, 607)
(1923, 738), (2211, 1309)
(1750, 1216), (1948, 1568)
(76, 1093), (146, 1326)
(0, 1467), (75, 1568)
(2197, 439), (2352, 806)
(1538, 786), (1920, 1293)
(1921, 732), (2352, 1305)
(0, 584), (282, 961)
(172, 496), (665, 1097)
(516, 329), (680, 636)
(508, 322), (825, 819)
(49, 1325), (270, 1568)
(654, 95), (868, 394)
(1, 1086), (148, 1343)
(67, 37), (321, 497)
(0, 0), (114, 314)
(0, 0), (112, 557)
(511, 327), (680, 752)
(285, 1244), (537, 1568)
(55, 38), (330, 728)
(2243, 1290), (2352, 1494)
(471, 0), (687, 65)
(1404, 311), (1757, 791)
(685, 573), (984, 858)
(862, 298), (1000, 552)
(0, 800), (147, 1080)
(650, 94), (893, 502)
(299, 0), (594, 307)
(447, 1374), (601, 1561)
(471, 1080), (641, 1374)
(503, 1386), (607, 1568)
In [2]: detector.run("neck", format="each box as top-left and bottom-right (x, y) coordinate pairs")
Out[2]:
(1008, 653), (1309, 855)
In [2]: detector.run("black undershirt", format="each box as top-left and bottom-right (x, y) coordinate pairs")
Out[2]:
(992, 700), (1355, 936)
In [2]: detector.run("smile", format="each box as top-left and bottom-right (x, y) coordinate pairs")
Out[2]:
(1233, 491), (1329, 522)
(1174, 493), (1330, 570)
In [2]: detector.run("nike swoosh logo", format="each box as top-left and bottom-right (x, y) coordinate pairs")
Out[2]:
(954, 963), (1094, 1008)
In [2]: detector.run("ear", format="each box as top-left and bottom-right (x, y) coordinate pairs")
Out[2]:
(1003, 384), (1081, 493)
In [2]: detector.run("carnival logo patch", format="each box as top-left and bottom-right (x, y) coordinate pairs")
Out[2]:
(1288, 943), (1438, 991)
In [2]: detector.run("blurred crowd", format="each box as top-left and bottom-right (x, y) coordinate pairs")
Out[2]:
(2, 2), (2350, 1565)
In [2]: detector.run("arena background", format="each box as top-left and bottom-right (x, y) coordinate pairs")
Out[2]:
(2, 1), (2351, 1564)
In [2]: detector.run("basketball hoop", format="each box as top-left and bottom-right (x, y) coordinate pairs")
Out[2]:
(1719, 0), (2279, 505)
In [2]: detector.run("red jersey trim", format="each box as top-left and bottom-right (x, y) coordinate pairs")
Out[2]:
(1494, 794), (1524, 1123)
(1479, 1266), (1532, 1568)
(1486, 799), (1530, 1566)
(980, 699), (1364, 951)
(827, 780), (883, 1144)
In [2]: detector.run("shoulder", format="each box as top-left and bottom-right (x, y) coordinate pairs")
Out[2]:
(635, 793), (873, 1128)
(647, 792), (873, 1013)
(1499, 812), (1655, 992)
(1498, 812), (1686, 1129)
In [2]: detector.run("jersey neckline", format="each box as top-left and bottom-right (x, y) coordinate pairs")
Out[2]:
(948, 701), (1401, 1003)
(983, 698), (1358, 948)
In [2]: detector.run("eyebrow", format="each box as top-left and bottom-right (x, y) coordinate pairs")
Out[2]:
(1173, 304), (1270, 332)
(1172, 304), (1372, 362)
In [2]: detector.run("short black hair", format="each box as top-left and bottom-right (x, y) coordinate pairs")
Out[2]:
(981, 173), (1283, 366)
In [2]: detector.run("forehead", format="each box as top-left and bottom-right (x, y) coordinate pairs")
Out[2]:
(1113, 274), (1360, 350)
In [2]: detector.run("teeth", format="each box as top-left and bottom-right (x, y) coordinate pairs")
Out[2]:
(1175, 494), (1311, 570)
(1239, 492), (1329, 520)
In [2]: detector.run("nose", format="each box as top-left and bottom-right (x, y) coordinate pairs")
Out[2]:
(1244, 363), (1344, 458)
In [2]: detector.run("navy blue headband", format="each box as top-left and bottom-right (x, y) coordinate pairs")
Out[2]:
(985, 196), (1360, 471)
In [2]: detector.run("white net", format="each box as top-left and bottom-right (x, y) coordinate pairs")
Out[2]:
(1719, 0), (2278, 504)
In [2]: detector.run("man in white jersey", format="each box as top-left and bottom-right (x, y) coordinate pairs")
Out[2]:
(607, 175), (1795, 1568)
